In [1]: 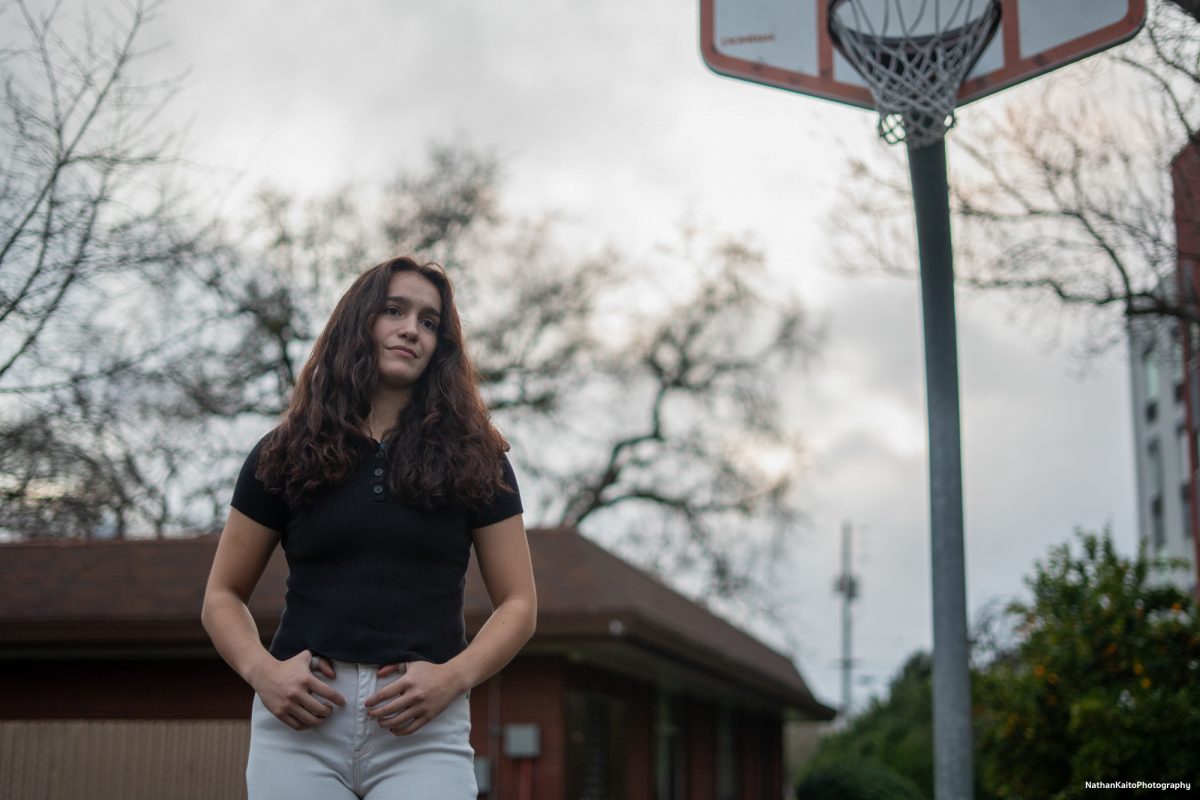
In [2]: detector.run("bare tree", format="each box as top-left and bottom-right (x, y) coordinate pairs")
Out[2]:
(0, 2), (819, 608)
(379, 154), (817, 599)
(150, 145), (816, 599)
(832, 1), (1200, 351)
(544, 235), (814, 597)
(1168, 0), (1200, 24)
(0, 0), (189, 380)
(0, 0), (215, 539)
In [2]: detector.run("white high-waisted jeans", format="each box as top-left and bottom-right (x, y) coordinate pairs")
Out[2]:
(246, 659), (476, 800)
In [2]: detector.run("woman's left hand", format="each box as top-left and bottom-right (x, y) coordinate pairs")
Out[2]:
(365, 660), (465, 736)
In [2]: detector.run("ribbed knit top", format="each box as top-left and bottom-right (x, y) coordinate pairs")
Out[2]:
(230, 433), (522, 666)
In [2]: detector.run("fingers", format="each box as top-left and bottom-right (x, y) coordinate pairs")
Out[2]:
(267, 657), (440, 735)
(268, 652), (344, 726)
(384, 708), (427, 736)
(366, 676), (421, 719)
(301, 652), (345, 707)
(297, 688), (337, 719)
(364, 673), (407, 709)
(314, 657), (339, 680)
(306, 676), (346, 708)
(367, 688), (418, 729)
(292, 702), (329, 728)
(369, 688), (432, 735)
(368, 661), (449, 735)
(272, 680), (334, 725)
(390, 718), (427, 735)
(273, 698), (327, 730)
(368, 695), (411, 720)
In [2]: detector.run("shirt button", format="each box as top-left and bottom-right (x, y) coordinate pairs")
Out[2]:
(374, 467), (384, 476)
(373, 485), (384, 495)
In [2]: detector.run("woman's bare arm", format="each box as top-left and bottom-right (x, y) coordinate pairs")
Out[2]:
(450, 512), (538, 687)
(201, 508), (345, 729)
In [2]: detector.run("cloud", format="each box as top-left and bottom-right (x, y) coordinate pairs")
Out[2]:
(69, 0), (1139, 709)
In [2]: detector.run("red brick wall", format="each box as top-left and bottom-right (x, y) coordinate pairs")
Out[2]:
(1, 654), (789, 799)
(470, 655), (566, 799)
(1175, 141), (1200, 271)
(624, 683), (654, 799)
(566, 662), (655, 799)
(1174, 139), (1200, 603)
(685, 698), (716, 800)
(762, 715), (783, 798)
(737, 712), (783, 800)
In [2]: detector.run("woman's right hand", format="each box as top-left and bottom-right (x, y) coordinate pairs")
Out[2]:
(252, 650), (346, 730)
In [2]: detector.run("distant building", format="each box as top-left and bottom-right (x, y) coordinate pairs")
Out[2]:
(1129, 139), (1200, 601)
(1129, 307), (1195, 594)
(0, 529), (834, 799)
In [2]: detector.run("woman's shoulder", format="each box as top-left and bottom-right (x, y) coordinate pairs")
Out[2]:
(498, 449), (517, 479)
(464, 448), (522, 528)
(231, 427), (290, 528)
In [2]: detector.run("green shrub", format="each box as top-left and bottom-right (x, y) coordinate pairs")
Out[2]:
(801, 653), (934, 795)
(975, 529), (1200, 798)
(796, 760), (927, 800)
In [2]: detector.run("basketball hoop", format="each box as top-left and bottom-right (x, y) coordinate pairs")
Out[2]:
(701, 4), (1147, 798)
(827, 0), (1001, 147)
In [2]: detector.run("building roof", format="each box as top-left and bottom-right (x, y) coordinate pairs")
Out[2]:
(0, 529), (834, 720)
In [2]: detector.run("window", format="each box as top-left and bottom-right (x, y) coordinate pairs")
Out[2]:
(1148, 440), (1164, 497)
(716, 708), (738, 800)
(1171, 335), (1185, 392)
(1195, 430), (1200, 478)
(1183, 483), (1194, 542)
(1152, 496), (1165, 550)
(654, 694), (685, 800)
(1180, 427), (1193, 481)
(1143, 348), (1160, 422)
(1149, 439), (1165, 551)
(566, 691), (628, 800)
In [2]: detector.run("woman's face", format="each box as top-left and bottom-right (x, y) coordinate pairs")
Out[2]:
(370, 271), (442, 391)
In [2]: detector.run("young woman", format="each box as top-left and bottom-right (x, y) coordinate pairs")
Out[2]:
(202, 256), (536, 799)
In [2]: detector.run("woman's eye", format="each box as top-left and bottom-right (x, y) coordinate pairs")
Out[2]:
(385, 306), (401, 316)
(421, 319), (437, 331)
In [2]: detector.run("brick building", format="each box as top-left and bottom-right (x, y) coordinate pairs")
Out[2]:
(1129, 139), (1200, 601)
(0, 529), (834, 799)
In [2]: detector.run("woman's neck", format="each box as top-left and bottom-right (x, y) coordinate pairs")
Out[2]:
(365, 388), (411, 441)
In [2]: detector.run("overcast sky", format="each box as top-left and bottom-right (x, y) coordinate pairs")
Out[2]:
(83, 0), (1142, 710)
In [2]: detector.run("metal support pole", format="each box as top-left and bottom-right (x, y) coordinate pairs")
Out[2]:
(839, 521), (854, 721)
(907, 136), (973, 800)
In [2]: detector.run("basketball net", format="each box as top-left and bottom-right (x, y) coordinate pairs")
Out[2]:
(828, 0), (1002, 147)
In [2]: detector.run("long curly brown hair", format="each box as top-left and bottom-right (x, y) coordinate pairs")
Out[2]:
(256, 256), (510, 509)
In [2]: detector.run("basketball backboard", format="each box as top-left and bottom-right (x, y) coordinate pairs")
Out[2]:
(700, 0), (1147, 109)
